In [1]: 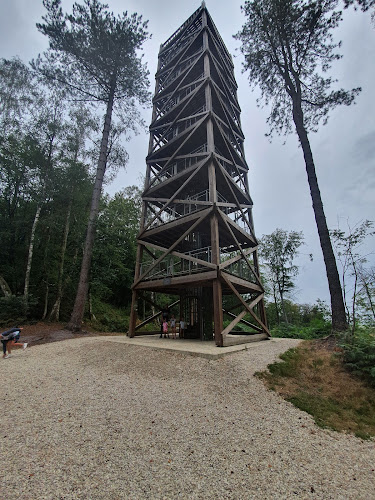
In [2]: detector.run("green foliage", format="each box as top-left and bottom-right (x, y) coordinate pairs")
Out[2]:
(35, 0), (150, 115)
(266, 298), (332, 338)
(340, 329), (375, 385)
(257, 342), (375, 438)
(330, 220), (375, 331)
(266, 348), (301, 377)
(343, 0), (375, 11)
(271, 318), (331, 339)
(91, 187), (142, 307)
(88, 306), (129, 333)
(235, 0), (361, 137)
(260, 229), (306, 324)
(0, 295), (36, 326)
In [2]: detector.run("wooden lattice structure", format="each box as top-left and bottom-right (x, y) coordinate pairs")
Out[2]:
(128, 2), (270, 346)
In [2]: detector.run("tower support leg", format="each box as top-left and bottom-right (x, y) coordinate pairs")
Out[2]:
(213, 278), (223, 346)
(128, 290), (138, 338)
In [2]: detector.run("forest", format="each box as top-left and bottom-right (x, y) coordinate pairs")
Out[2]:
(0, 0), (374, 357)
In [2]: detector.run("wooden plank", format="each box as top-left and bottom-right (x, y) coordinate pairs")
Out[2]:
(140, 159), (207, 234)
(134, 208), (212, 288)
(143, 197), (213, 207)
(223, 309), (263, 332)
(213, 278), (223, 346)
(137, 240), (216, 270)
(134, 270), (218, 290)
(220, 213), (262, 287)
(223, 333), (268, 347)
(218, 153), (257, 241)
(140, 205), (209, 239)
(222, 273), (263, 293)
(134, 299), (180, 331)
(221, 309), (247, 336)
(222, 273), (270, 336)
(219, 247), (257, 270)
(128, 290), (138, 338)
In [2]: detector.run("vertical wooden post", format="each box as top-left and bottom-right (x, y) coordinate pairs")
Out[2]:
(128, 245), (143, 337)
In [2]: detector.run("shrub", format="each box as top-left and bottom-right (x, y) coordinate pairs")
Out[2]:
(271, 318), (331, 339)
(340, 329), (375, 386)
(0, 295), (32, 326)
(85, 299), (130, 333)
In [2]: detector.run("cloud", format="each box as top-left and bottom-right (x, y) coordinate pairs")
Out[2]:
(351, 130), (375, 163)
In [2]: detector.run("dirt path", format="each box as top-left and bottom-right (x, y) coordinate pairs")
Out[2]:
(7, 322), (121, 346)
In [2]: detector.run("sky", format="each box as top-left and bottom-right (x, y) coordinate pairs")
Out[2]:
(0, 0), (374, 306)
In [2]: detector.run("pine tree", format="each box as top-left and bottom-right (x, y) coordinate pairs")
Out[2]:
(35, 0), (150, 330)
(235, 0), (361, 331)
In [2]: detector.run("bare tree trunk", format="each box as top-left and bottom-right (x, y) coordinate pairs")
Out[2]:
(49, 200), (72, 322)
(24, 205), (42, 303)
(273, 285), (280, 325)
(359, 269), (375, 321)
(67, 86), (115, 331)
(0, 274), (12, 296)
(88, 290), (96, 321)
(42, 281), (49, 320)
(292, 99), (347, 332)
(278, 282), (288, 324)
(41, 230), (51, 320)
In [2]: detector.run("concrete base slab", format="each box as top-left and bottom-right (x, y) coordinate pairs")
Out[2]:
(87, 334), (288, 359)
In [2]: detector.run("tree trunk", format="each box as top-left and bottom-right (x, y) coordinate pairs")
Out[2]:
(278, 283), (288, 324)
(359, 270), (375, 321)
(49, 199), (72, 322)
(24, 205), (42, 303)
(0, 274), (12, 296)
(292, 99), (347, 332)
(67, 87), (115, 331)
(272, 285), (280, 325)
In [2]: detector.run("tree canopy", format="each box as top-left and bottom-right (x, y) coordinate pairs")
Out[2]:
(235, 0), (361, 137)
(35, 0), (150, 109)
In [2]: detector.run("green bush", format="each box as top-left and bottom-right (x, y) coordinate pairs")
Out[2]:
(271, 318), (331, 339)
(340, 329), (375, 385)
(85, 299), (130, 332)
(0, 295), (33, 326)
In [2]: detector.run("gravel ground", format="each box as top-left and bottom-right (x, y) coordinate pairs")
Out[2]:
(1, 337), (374, 499)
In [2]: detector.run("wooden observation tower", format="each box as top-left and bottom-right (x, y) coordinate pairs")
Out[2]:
(128, 2), (270, 346)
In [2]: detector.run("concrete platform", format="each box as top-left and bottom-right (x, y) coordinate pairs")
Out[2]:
(87, 334), (285, 360)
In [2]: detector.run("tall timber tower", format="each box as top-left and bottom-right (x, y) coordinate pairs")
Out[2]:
(128, 2), (269, 346)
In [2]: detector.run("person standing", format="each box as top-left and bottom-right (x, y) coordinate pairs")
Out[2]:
(179, 318), (185, 339)
(162, 319), (169, 338)
(170, 315), (176, 339)
(1, 327), (28, 359)
(160, 306), (170, 338)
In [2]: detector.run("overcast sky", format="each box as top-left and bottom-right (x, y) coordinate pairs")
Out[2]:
(1, 0), (374, 306)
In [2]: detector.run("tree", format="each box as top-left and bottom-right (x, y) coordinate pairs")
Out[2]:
(35, 0), (150, 330)
(343, 0), (375, 10)
(343, 0), (375, 26)
(91, 186), (142, 309)
(260, 229), (305, 324)
(330, 219), (375, 333)
(235, 0), (360, 331)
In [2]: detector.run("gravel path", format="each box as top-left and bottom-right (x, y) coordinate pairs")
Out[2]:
(1, 337), (374, 499)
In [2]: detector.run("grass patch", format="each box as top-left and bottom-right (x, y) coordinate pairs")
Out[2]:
(256, 341), (375, 439)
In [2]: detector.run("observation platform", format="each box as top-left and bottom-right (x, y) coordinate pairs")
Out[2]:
(87, 334), (279, 360)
